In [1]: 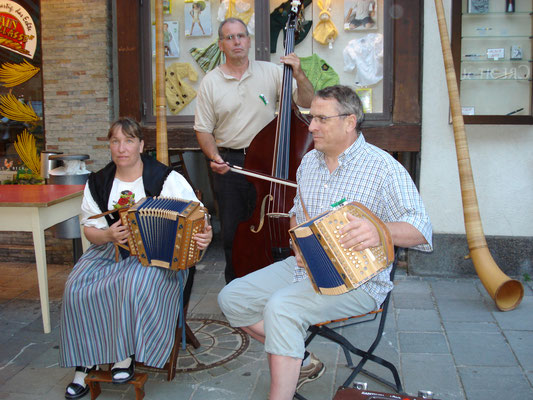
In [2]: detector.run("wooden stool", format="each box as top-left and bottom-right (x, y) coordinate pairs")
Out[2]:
(85, 370), (147, 400)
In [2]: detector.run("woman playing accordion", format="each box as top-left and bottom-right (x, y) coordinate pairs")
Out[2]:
(59, 118), (212, 400)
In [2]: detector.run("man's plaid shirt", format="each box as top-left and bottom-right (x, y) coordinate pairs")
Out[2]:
(289, 134), (433, 306)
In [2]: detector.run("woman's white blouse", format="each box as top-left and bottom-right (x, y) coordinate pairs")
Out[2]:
(81, 171), (199, 229)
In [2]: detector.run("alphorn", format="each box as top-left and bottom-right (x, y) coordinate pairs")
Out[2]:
(434, 0), (523, 311)
(154, 0), (169, 166)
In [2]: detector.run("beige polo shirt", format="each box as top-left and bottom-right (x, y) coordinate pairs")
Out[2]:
(194, 60), (298, 149)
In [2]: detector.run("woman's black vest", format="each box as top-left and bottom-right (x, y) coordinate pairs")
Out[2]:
(87, 153), (173, 227)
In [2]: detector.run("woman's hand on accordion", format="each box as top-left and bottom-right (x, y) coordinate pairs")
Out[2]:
(193, 224), (213, 250)
(338, 212), (380, 251)
(83, 220), (130, 246)
(107, 220), (131, 245)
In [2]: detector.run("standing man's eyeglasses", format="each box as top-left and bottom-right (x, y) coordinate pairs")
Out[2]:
(220, 33), (248, 41)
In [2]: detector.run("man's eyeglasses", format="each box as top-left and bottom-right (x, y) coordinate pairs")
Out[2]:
(308, 114), (351, 123)
(220, 33), (248, 41)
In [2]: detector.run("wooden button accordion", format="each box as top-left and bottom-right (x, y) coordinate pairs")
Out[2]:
(118, 196), (207, 270)
(289, 201), (394, 295)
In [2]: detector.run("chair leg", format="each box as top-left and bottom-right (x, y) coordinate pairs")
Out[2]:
(166, 321), (181, 382)
(317, 325), (403, 394)
(186, 322), (201, 348)
(166, 304), (202, 381)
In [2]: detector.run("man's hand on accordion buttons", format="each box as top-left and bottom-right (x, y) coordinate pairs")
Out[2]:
(294, 248), (305, 269)
(339, 212), (379, 251)
(107, 220), (130, 245)
(194, 224), (213, 250)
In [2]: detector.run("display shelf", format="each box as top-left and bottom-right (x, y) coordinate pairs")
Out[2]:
(451, 0), (533, 123)
(463, 11), (532, 13)
(462, 11), (532, 15)
(461, 58), (533, 61)
(460, 77), (531, 80)
(462, 35), (531, 38)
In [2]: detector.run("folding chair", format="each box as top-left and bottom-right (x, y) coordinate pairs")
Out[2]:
(295, 248), (403, 399)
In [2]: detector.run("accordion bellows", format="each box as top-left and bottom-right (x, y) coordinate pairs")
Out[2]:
(120, 196), (206, 270)
(289, 202), (394, 295)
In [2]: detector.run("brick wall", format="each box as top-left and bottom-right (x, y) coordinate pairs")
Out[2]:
(41, 0), (114, 172)
(0, 1), (115, 264)
(0, 230), (75, 265)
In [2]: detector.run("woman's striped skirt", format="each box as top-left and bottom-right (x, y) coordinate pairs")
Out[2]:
(59, 242), (187, 368)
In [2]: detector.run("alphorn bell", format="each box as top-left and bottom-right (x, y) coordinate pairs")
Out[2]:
(433, 0), (523, 311)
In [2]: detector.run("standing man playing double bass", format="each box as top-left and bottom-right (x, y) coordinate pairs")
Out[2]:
(194, 18), (314, 284)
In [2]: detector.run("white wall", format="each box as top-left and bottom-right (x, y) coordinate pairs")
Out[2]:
(421, 0), (533, 237)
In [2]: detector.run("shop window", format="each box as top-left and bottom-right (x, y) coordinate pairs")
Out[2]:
(140, 0), (392, 124)
(451, 0), (533, 124)
(116, 0), (422, 152)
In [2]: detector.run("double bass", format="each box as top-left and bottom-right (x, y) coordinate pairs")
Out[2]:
(232, 1), (313, 277)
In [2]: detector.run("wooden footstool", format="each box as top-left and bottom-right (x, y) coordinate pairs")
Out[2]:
(85, 370), (147, 400)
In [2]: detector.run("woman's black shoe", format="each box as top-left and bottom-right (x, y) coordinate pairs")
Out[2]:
(65, 366), (97, 399)
(111, 355), (135, 384)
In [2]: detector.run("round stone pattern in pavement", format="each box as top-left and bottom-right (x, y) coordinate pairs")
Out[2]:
(176, 318), (250, 372)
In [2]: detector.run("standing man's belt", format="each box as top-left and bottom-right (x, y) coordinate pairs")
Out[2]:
(218, 147), (248, 155)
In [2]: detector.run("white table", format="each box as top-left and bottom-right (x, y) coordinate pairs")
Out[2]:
(0, 185), (85, 333)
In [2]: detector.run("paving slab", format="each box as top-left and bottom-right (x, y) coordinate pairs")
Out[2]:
(526, 371), (533, 388)
(396, 309), (442, 332)
(436, 298), (495, 323)
(441, 320), (500, 333)
(446, 331), (517, 366)
(190, 292), (223, 315)
(429, 279), (483, 300)
(392, 280), (436, 310)
(503, 330), (533, 370)
(399, 332), (449, 354)
(492, 295), (533, 330)
(401, 353), (464, 400)
(393, 279), (432, 295)
(392, 292), (436, 310)
(458, 366), (532, 400)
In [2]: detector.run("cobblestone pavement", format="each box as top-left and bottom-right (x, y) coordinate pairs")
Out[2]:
(0, 230), (532, 400)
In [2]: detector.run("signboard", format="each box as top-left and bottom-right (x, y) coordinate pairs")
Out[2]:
(0, 0), (37, 59)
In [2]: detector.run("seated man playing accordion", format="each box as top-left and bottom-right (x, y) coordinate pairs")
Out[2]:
(59, 118), (212, 400)
(218, 85), (433, 400)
